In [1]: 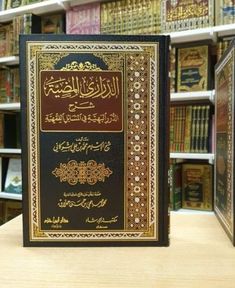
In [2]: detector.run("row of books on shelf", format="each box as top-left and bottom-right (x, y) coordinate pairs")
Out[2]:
(169, 160), (213, 211)
(0, 67), (19, 103)
(0, 112), (20, 148)
(1, 0), (235, 32)
(1, 1), (235, 58)
(170, 104), (213, 153)
(0, 157), (22, 195)
(0, 12), (65, 57)
(0, 0), (44, 10)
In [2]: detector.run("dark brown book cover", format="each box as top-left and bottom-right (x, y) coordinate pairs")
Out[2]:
(20, 34), (170, 247)
(215, 39), (235, 246)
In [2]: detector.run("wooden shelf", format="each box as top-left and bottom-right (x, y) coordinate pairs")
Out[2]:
(0, 102), (20, 111)
(0, 192), (22, 200)
(171, 90), (215, 103)
(170, 153), (214, 164)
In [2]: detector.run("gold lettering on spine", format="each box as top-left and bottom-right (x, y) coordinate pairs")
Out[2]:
(52, 160), (113, 185)
(167, 3), (208, 21)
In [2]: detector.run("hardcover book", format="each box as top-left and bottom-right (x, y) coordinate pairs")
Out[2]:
(169, 160), (182, 211)
(4, 200), (22, 222)
(161, 0), (214, 32)
(182, 163), (213, 211)
(176, 44), (211, 92)
(41, 13), (65, 34)
(4, 158), (22, 194)
(66, 3), (100, 35)
(20, 34), (170, 247)
(215, 39), (235, 246)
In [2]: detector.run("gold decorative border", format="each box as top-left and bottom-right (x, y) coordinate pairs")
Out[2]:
(26, 41), (159, 242)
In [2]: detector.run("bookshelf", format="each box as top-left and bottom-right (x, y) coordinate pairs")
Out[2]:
(170, 90), (215, 103)
(0, 103), (20, 111)
(0, 0), (68, 22)
(0, 191), (22, 200)
(170, 152), (214, 164)
(0, 56), (19, 65)
(0, 0), (234, 223)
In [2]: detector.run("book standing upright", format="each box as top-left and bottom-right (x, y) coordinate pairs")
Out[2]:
(20, 34), (170, 247)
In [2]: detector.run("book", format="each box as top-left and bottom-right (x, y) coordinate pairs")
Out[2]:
(0, 23), (13, 57)
(4, 200), (22, 222)
(3, 112), (18, 148)
(12, 13), (41, 55)
(161, 0), (214, 33)
(176, 44), (211, 92)
(41, 13), (65, 34)
(6, 0), (26, 9)
(20, 34), (170, 247)
(169, 46), (176, 93)
(100, 0), (161, 35)
(170, 104), (211, 153)
(169, 161), (182, 211)
(0, 200), (5, 225)
(182, 163), (213, 211)
(66, 2), (100, 35)
(215, 39), (235, 245)
(4, 158), (22, 194)
(0, 67), (20, 103)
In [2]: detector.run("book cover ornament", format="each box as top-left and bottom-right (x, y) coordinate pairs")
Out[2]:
(20, 35), (169, 246)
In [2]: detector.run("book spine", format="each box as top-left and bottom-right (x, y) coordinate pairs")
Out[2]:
(173, 163), (182, 210)
(184, 105), (192, 153)
(223, 0), (234, 24)
(190, 105), (197, 153)
(195, 105), (202, 153)
(169, 107), (175, 152)
(100, 2), (108, 34)
(0, 114), (4, 148)
(203, 164), (213, 210)
(198, 105), (206, 153)
(170, 46), (176, 93)
(202, 105), (210, 153)
(180, 106), (186, 152)
(116, 1), (122, 34)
